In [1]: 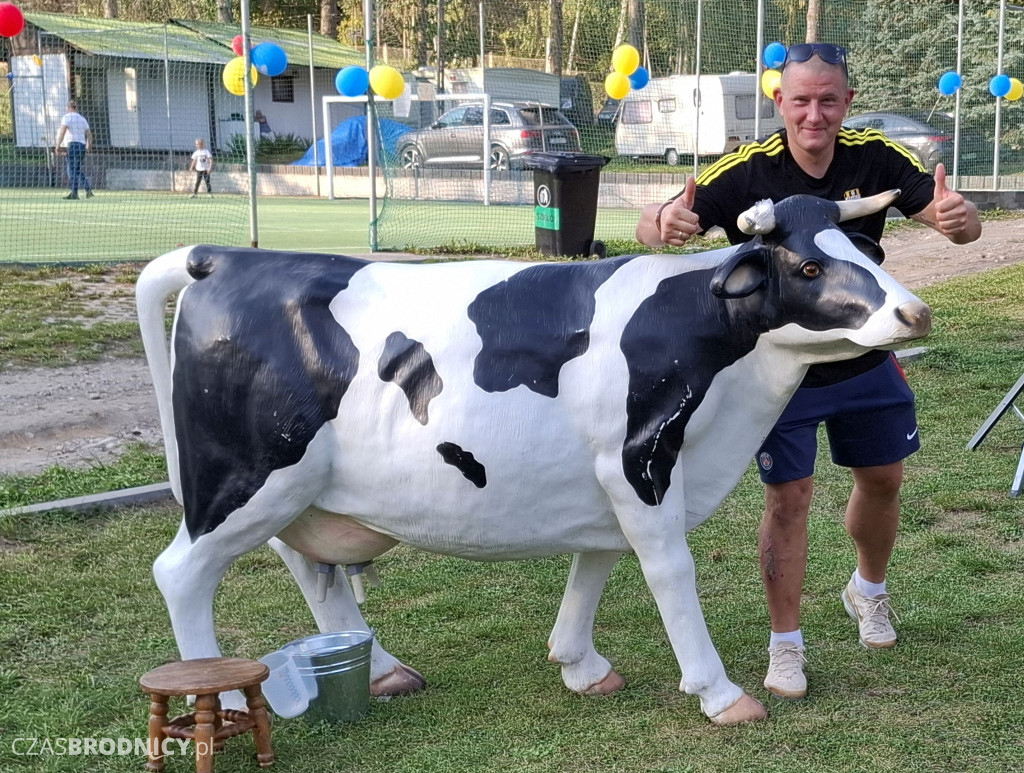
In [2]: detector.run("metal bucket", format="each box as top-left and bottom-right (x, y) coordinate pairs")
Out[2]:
(283, 631), (374, 724)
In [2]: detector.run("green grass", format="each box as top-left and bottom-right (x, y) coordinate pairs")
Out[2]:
(0, 265), (1023, 771)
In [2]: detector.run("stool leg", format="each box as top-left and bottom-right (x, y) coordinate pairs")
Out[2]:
(213, 696), (225, 753)
(243, 685), (276, 767)
(194, 693), (218, 773)
(146, 694), (169, 772)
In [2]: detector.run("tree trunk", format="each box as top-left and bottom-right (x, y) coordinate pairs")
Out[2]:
(104, 0), (118, 19)
(614, 0), (627, 48)
(627, 0), (644, 52)
(217, 0), (233, 24)
(416, 0), (429, 68)
(806, 0), (821, 43)
(566, 0), (582, 74)
(320, 0), (340, 39)
(548, 0), (563, 78)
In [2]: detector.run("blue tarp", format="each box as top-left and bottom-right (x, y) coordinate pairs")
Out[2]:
(292, 115), (411, 167)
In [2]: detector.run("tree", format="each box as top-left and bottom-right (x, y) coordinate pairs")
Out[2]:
(321, 0), (340, 38)
(104, 0), (118, 18)
(217, 0), (233, 24)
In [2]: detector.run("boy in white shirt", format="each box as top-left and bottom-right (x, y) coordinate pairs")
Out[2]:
(54, 100), (93, 200)
(189, 139), (214, 198)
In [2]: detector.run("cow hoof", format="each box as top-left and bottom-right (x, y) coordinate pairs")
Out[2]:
(371, 664), (426, 696)
(583, 670), (626, 696)
(709, 693), (767, 726)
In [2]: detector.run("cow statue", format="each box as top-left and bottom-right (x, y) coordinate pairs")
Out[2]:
(136, 191), (930, 726)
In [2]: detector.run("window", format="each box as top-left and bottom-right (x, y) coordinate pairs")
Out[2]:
(124, 67), (138, 112)
(271, 75), (294, 103)
(436, 107), (466, 129)
(489, 109), (511, 125)
(463, 107), (484, 126)
(735, 95), (775, 120)
(658, 98), (677, 114)
(621, 100), (652, 125)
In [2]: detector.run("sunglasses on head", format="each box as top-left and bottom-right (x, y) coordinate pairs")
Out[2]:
(783, 43), (848, 74)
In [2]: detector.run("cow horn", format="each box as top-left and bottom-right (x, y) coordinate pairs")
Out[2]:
(836, 189), (901, 222)
(736, 199), (776, 235)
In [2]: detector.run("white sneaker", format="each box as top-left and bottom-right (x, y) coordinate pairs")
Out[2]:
(764, 642), (806, 700)
(842, 578), (898, 649)
(188, 193), (196, 198)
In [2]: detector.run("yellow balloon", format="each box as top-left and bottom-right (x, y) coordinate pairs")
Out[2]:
(761, 69), (782, 99)
(32, 54), (43, 67)
(1007, 77), (1024, 102)
(222, 56), (258, 96)
(605, 71), (630, 101)
(612, 44), (640, 76)
(369, 65), (405, 100)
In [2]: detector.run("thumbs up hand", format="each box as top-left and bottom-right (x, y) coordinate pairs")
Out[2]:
(931, 163), (969, 238)
(658, 175), (702, 246)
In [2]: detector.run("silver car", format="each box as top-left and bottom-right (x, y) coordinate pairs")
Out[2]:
(398, 101), (581, 171)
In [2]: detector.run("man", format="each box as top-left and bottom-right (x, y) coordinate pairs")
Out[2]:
(636, 43), (981, 700)
(54, 100), (94, 200)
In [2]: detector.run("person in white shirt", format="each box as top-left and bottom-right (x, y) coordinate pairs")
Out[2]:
(53, 100), (93, 200)
(189, 138), (214, 198)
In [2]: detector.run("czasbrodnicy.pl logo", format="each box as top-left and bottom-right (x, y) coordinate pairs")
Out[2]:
(12, 737), (199, 757)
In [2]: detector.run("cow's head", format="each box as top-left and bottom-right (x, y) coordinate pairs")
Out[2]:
(709, 191), (930, 360)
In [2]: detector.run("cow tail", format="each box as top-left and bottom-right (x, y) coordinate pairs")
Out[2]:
(135, 246), (196, 504)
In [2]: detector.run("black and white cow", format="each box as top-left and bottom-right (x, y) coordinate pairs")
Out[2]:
(136, 191), (930, 726)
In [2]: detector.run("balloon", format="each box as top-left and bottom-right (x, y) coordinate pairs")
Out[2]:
(989, 74), (1011, 98)
(252, 42), (288, 77)
(222, 57), (258, 96)
(937, 71), (962, 96)
(369, 65), (405, 100)
(611, 45), (640, 76)
(762, 42), (787, 70)
(0, 3), (25, 38)
(628, 66), (650, 90)
(1008, 78), (1024, 102)
(336, 66), (369, 97)
(604, 71), (630, 101)
(231, 34), (245, 57)
(761, 69), (782, 99)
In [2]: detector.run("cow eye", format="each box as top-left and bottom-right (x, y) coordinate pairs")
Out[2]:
(801, 261), (822, 278)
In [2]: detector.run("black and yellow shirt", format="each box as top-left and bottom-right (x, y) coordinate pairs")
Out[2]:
(689, 127), (935, 386)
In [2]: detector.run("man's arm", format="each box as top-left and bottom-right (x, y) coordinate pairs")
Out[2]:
(85, 128), (92, 152)
(910, 163), (982, 245)
(53, 126), (67, 153)
(636, 175), (702, 247)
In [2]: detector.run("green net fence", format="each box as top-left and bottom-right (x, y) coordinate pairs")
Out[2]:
(369, 0), (1024, 251)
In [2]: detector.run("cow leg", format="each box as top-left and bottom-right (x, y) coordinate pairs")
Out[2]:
(547, 551), (625, 695)
(267, 538), (426, 696)
(596, 460), (765, 724)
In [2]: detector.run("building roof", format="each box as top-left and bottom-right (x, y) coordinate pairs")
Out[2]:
(23, 11), (364, 69)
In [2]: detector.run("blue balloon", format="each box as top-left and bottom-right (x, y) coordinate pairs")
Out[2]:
(990, 73), (1011, 98)
(336, 66), (369, 97)
(252, 42), (288, 77)
(937, 71), (962, 96)
(763, 42), (787, 70)
(628, 66), (650, 90)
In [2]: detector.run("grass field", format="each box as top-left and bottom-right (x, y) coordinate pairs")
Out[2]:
(0, 188), (641, 263)
(1, 263), (1023, 771)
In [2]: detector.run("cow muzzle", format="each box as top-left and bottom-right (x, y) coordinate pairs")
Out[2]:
(895, 300), (932, 338)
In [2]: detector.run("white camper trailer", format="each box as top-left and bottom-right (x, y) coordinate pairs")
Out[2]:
(614, 73), (784, 164)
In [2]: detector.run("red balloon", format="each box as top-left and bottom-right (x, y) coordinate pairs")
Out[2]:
(0, 3), (25, 38)
(231, 34), (245, 56)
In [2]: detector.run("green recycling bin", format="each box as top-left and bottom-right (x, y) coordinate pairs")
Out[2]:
(522, 151), (609, 258)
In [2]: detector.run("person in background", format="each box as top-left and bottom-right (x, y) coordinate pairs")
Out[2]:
(189, 138), (214, 198)
(54, 100), (93, 200)
(255, 110), (275, 141)
(636, 43), (981, 701)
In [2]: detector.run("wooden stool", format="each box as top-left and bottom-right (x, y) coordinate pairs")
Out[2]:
(140, 657), (274, 773)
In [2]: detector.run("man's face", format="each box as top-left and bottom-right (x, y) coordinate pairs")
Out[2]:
(774, 61), (853, 157)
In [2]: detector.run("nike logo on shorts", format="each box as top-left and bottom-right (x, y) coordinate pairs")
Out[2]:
(906, 427), (919, 441)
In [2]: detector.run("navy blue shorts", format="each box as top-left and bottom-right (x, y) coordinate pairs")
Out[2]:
(756, 354), (920, 484)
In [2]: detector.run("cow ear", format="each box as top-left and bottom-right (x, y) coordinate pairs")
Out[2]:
(845, 232), (886, 265)
(710, 242), (770, 299)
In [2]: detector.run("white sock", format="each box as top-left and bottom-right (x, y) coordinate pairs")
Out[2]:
(854, 569), (887, 597)
(769, 630), (804, 650)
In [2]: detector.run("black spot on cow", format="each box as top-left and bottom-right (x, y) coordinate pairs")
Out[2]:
(378, 332), (443, 425)
(436, 442), (487, 488)
(620, 267), (763, 507)
(468, 257), (635, 397)
(174, 246), (367, 540)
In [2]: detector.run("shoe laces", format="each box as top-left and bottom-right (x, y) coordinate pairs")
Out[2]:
(768, 644), (805, 680)
(858, 593), (901, 636)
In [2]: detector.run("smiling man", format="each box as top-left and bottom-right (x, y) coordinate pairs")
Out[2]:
(636, 43), (981, 701)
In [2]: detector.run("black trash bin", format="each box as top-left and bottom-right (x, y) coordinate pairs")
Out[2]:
(522, 151), (609, 258)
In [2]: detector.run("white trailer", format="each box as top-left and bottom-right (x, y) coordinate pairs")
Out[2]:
(614, 72), (784, 164)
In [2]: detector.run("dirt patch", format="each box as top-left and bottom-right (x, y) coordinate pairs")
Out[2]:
(1, 219), (1022, 478)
